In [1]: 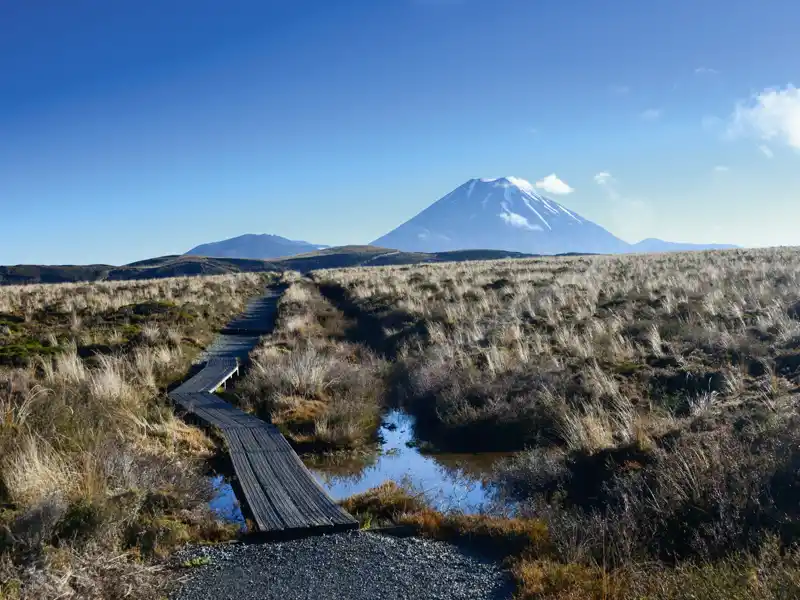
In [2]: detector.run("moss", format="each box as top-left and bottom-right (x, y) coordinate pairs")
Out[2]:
(0, 579), (21, 600)
(125, 516), (192, 558)
(180, 556), (211, 568)
(0, 339), (60, 366)
(54, 498), (105, 544)
(0, 319), (22, 334)
(613, 361), (642, 376)
(121, 324), (142, 338)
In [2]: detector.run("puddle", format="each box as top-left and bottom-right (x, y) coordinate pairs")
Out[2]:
(307, 410), (510, 512)
(209, 475), (246, 527)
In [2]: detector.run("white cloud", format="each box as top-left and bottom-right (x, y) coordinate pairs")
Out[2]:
(594, 171), (614, 185)
(499, 210), (542, 231)
(713, 165), (730, 173)
(534, 174), (574, 195)
(641, 108), (663, 121)
(730, 84), (800, 149)
(759, 144), (774, 158)
(695, 67), (719, 75)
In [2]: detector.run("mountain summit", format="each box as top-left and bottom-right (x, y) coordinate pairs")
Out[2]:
(185, 234), (326, 259)
(371, 177), (629, 254)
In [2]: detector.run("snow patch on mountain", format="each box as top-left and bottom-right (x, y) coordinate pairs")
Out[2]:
(371, 177), (629, 254)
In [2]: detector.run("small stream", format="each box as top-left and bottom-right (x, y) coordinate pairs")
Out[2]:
(307, 410), (509, 512)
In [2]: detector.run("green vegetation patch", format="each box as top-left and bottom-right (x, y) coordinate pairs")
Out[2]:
(0, 338), (60, 367)
(180, 556), (212, 568)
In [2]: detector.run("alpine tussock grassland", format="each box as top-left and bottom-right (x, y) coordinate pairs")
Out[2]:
(313, 247), (800, 599)
(0, 273), (267, 599)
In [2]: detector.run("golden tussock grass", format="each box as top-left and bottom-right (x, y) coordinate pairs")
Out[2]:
(237, 280), (386, 452)
(314, 248), (800, 598)
(312, 248), (800, 454)
(0, 272), (270, 599)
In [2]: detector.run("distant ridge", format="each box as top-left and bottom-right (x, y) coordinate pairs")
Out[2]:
(0, 247), (542, 285)
(185, 233), (327, 260)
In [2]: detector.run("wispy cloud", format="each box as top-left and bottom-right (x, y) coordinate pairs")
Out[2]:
(729, 84), (800, 149)
(713, 165), (730, 173)
(594, 171), (614, 185)
(759, 144), (775, 159)
(695, 67), (720, 76)
(641, 108), (663, 121)
(534, 174), (574, 195)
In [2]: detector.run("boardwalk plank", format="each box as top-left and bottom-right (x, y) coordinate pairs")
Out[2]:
(167, 288), (357, 535)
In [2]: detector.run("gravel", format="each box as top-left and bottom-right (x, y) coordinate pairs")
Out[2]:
(172, 531), (513, 600)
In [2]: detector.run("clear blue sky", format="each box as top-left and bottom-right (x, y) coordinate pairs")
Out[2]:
(2, 0), (798, 264)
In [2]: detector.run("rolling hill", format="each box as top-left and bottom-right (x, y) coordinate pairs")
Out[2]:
(185, 234), (326, 259)
(0, 247), (540, 285)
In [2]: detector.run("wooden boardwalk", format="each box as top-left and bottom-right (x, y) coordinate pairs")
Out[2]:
(169, 289), (357, 536)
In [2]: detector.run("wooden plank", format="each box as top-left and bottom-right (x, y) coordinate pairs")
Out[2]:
(167, 287), (358, 535)
(252, 425), (295, 452)
(282, 450), (356, 525)
(247, 450), (310, 529)
(227, 439), (284, 531)
(262, 449), (333, 528)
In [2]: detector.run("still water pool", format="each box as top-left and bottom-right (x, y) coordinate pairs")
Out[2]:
(307, 410), (509, 512)
(209, 410), (510, 523)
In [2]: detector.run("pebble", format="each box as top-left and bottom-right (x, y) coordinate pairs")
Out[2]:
(172, 531), (512, 600)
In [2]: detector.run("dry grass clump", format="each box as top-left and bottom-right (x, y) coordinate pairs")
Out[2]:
(495, 414), (800, 565)
(314, 247), (800, 453)
(0, 273), (267, 599)
(237, 280), (387, 452)
(342, 481), (549, 555)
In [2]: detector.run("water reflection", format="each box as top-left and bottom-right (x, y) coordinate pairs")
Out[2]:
(307, 410), (510, 512)
(209, 475), (246, 526)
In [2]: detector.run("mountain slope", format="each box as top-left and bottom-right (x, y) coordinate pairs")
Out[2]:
(186, 234), (326, 259)
(629, 238), (738, 253)
(372, 177), (630, 254)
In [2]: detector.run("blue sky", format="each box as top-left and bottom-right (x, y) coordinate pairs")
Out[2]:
(1, 0), (799, 264)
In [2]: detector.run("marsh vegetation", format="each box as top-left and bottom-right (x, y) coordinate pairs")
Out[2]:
(297, 248), (800, 599)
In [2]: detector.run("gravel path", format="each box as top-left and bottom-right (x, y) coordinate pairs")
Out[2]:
(172, 531), (513, 600)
